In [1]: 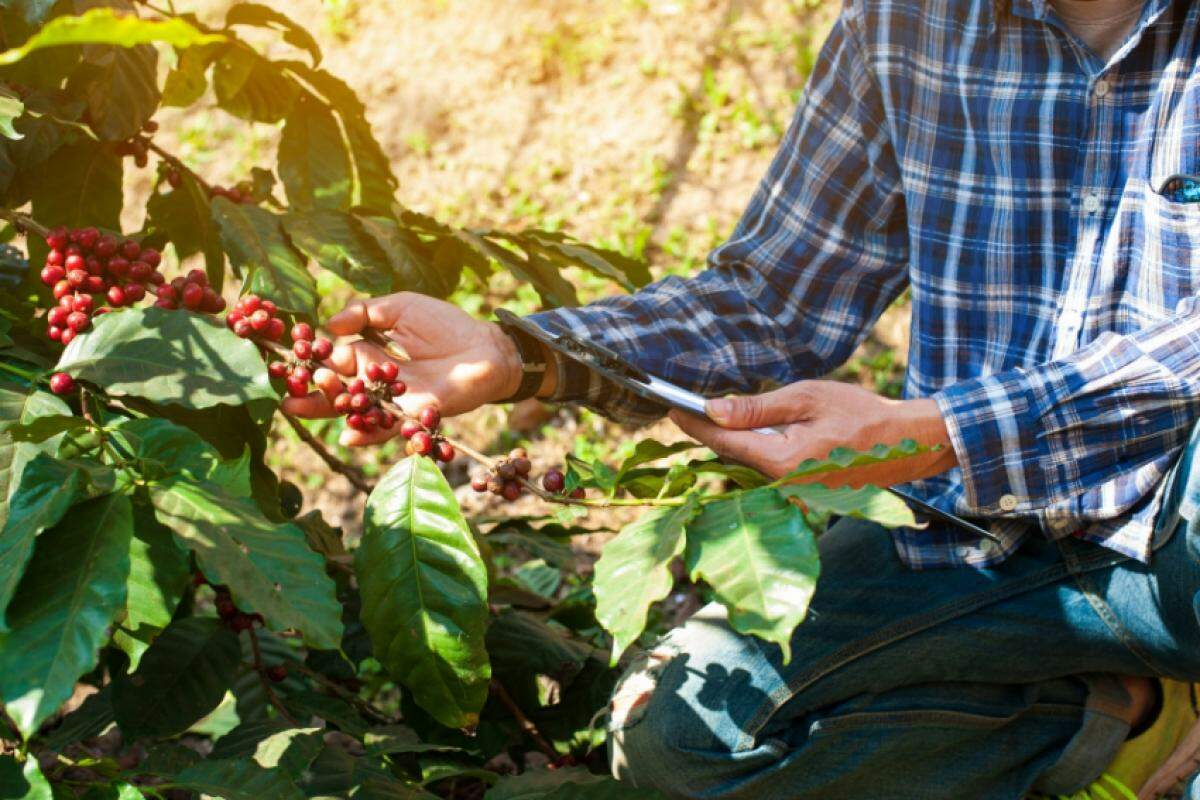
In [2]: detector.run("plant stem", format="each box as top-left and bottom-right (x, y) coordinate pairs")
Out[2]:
(0, 360), (37, 382)
(490, 679), (558, 760)
(0, 208), (50, 239)
(282, 412), (373, 494)
(145, 141), (216, 194)
(246, 627), (301, 727)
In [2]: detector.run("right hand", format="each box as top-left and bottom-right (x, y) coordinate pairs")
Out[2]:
(282, 293), (524, 446)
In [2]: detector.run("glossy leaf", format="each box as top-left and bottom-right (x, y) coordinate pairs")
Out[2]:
(108, 417), (249, 494)
(357, 456), (490, 729)
(780, 439), (929, 482)
(355, 214), (457, 298)
(146, 170), (224, 288)
(43, 685), (114, 750)
(279, 93), (352, 210)
(0, 8), (224, 65)
(522, 230), (652, 290)
(111, 502), (190, 669)
(56, 306), (276, 409)
(485, 609), (594, 685)
(0, 755), (52, 800)
(485, 767), (663, 800)
(162, 41), (225, 107)
(0, 90), (23, 140)
(7, 413), (86, 443)
(777, 483), (917, 529)
(282, 209), (391, 295)
(168, 757), (305, 800)
(151, 478), (342, 648)
(251, 727), (324, 776)
(0, 382), (70, 532)
(594, 495), (700, 663)
(76, 39), (158, 141)
(362, 725), (463, 757)
(28, 140), (121, 255)
(213, 44), (298, 123)
(112, 617), (241, 739)
(212, 198), (316, 315)
(0, 493), (132, 737)
(685, 488), (820, 662)
(613, 439), (697, 485)
(225, 3), (320, 66)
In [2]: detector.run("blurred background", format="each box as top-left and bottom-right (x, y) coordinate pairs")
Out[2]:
(141, 0), (908, 540)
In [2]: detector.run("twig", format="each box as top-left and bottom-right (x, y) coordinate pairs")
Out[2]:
(0, 208), (50, 239)
(247, 627), (301, 726)
(490, 679), (558, 759)
(145, 141), (216, 194)
(286, 660), (395, 726)
(282, 412), (373, 494)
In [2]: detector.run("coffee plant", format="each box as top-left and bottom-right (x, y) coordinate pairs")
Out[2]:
(0, 4), (924, 798)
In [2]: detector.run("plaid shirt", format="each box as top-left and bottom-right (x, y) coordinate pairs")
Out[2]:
(530, 0), (1200, 569)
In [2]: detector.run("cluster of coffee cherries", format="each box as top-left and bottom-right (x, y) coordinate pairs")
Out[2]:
(153, 268), (226, 314)
(331, 362), (407, 435)
(269, 323), (333, 399)
(225, 294), (286, 342)
(166, 167), (256, 205)
(397, 403), (456, 462)
(542, 467), (587, 499)
(113, 119), (158, 168)
(39, 226), (164, 343)
(195, 573), (287, 682)
(471, 448), (532, 501)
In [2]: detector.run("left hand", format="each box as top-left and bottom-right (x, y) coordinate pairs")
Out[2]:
(669, 380), (958, 487)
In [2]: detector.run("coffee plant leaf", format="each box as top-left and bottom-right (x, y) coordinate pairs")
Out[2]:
(150, 478), (343, 648)
(521, 230), (652, 290)
(0, 453), (110, 627)
(0, 382), (70, 528)
(145, 169), (224, 288)
(0, 755), (52, 799)
(0, 89), (23, 140)
(470, 231), (579, 308)
(56, 306), (276, 409)
(685, 458), (770, 489)
(166, 756), (305, 800)
(27, 139), (121, 263)
(162, 40), (225, 107)
(354, 213), (457, 298)
(777, 483), (917, 529)
(278, 93), (352, 210)
(286, 64), (397, 212)
(351, 777), (441, 799)
(299, 743), (391, 798)
(74, 38), (158, 141)
(209, 717), (290, 760)
(685, 488), (820, 663)
(0, 7), (224, 65)
(484, 767), (664, 800)
(485, 609), (594, 686)
(283, 690), (369, 738)
(212, 44), (298, 124)
(108, 417), (247, 494)
(357, 456), (491, 729)
(594, 495), (700, 663)
(110, 501), (190, 668)
(781, 439), (928, 482)
(0, 492), (132, 737)
(111, 616), (242, 739)
(282, 209), (392, 296)
(7, 413), (86, 443)
(212, 198), (316, 315)
(363, 725), (464, 758)
(43, 684), (114, 750)
(613, 439), (697, 485)
(250, 727), (324, 776)
(224, 3), (320, 67)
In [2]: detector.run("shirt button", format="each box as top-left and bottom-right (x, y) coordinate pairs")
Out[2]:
(1082, 193), (1101, 214)
(1094, 79), (1110, 98)
(1061, 310), (1083, 332)
(999, 494), (1019, 512)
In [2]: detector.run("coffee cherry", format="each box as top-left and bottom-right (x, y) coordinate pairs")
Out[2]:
(365, 362), (384, 383)
(268, 361), (289, 379)
(215, 596), (237, 620)
(390, 381), (407, 397)
(333, 393), (353, 414)
(363, 408), (383, 429)
(47, 306), (69, 327)
(229, 613), (255, 632)
(67, 269), (88, 288)
(261, 299), (277, 315)
(187, 268), (207, 286)
(291, 365), (312, 384)
(157, 285), (177, 304)
(311, 338), (332, 360)
(265, 318), (285, 341)
(107, 285), (126, 307)
(502, 481), (523, 502)
(409, 430), (434, 456)
(350, 393), (371, 413)
(143, 119), (159, 134)
(265, 664), (287, 683)
(45, 227), (68, 251)
(53, 280), (71, 300)
(293, 339), (312, 360)
(95, 235), (118, 258)
(347, 378), (366, 396)
(48, 372), (75, 395)
(542, 469), (565, 493)
(346, 413), (366, 431)
(40, 265), (65, 285)
(77, 227), (99, 249)
(496, 461), (516, 480)
(85, 275), (106, 294)
(570, 487), (586, 499)
(66, 311), (89, 332)
(107, 256), (129, 278)
(120, 240), (140, 260)
(166, 169), (182, 189)
(291, 322), (313, 342)
(125, 283), (145, 303)
(399, 419), (422, 439)
(286, 376), (309, 398)
(47, 325), (62, 341)
(249, 309), (271, 332)
(239, 294), (262, 314)
(141, 248), (161, 268)
(417, 405), (440, 430)
(471, 473), (489, 493)
(202, 289), (225, 314)
(379, 361), (399, 382)
(233, 318), (253, 338)
(181, 282), (204, 310)
(128, 261), (152, 282)
(60, 328), (75, 345)
(434, 440), (455, 463)
(380, 411), (396, 429)
(512, 457), (532, 477)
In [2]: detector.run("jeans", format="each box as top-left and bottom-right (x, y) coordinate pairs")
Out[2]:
(609, 436), (1200, 799)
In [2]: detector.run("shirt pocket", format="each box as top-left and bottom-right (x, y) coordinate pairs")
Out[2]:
(1136, 180), (1200, 307)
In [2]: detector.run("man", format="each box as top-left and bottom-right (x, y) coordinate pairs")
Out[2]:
(287, 0), (1200, 795)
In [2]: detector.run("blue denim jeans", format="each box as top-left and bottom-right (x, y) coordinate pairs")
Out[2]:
(609, 436), (1200, 798)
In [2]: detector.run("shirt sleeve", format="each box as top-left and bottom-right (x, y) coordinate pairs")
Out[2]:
(933, 296), (1200, 515)
(527, 7), (909, 425)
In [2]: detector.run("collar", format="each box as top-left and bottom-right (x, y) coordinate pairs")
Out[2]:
(987, 0), (1168, 37)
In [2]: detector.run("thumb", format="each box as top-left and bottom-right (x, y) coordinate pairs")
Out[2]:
(707, 386), (808, 429)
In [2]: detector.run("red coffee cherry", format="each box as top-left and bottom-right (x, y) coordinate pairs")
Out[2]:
(333, 393), (353, 414)
(268, 361), (289, 379)
(293, 339), (312, 360)
(40, 265), (64, 286)
(95, 235), (118, 258)
(399, 419), (422, 439)
(365, 362), (383, 383)
(311, 338), (332, 360)
(45, 227), (68, 251)
(291, 323), (313, 342)
(409, 430), (434, 456)
(265, 664), (287, 683)
(433, 440), (455, 463)
(48, 372), (75, 395)
(265, 318), (285, 341)
(390, 381), (407, 397)
(471, 473), (489, 493)
(380, 361), (399, 382)
(120, 240), (140, 260)
(286, 376), (309, 398)
(417, 405), (440, 430)
(542, 469), (565, 493)
(502, 481), (523, 502)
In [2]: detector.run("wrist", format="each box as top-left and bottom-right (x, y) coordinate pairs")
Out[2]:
(899, 397), (958, 474)
(486, 322), (558, 403)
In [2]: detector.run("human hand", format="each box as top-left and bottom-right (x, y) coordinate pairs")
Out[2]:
(669, 380), (957, 487)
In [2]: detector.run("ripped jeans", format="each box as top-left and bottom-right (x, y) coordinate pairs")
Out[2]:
(608, 451), (1200, 798)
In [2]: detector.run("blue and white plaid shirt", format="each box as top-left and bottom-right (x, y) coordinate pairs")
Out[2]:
(531, 0), (1200, 569)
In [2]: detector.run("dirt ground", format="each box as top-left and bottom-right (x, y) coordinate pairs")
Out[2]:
(157, 0), (908, 537)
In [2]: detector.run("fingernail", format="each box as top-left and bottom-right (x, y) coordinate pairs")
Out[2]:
(708, 397), (732, 423)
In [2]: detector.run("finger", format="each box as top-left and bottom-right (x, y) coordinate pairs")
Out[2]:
(326, 294), (409, 336)
(339, 425), (400, 448)
(326, 340), (388, 378)
(314, 367), (346, 401)
(281, 391), (337, 418)
(707, 384), (814, 430)
(669, 410), (775, 469)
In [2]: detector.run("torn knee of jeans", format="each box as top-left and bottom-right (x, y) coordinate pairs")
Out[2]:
(609, 643), (680, 731)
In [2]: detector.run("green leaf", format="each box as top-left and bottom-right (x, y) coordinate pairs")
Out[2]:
(213, 45), (298, 123)
(56, 306), (276, 409)
(43, 685), (114, 750)
(780, 439), (928, 482)
(685, 488), (819, 662)
(594, 495), (700, 663)
(0, 493), (132, 737)
(212, 198), (316, 315)
(614, 439), (697, 485)
(283, 691), (369, 737)
(287, 65), (397, 212)
(281, 209), (392, 295)
(225, 4), (320, 66)
(74, 39), (158, 141)
(7, 413), (86, 443)
(251, 727), (323, 776)
(167, 757), (305, 800)
(355, 214), (458, 298)
(686, 458), (769, 489)
(0, 383), (69, 532)
(484, 768), (663, 800)
(0, 8), (225, 65)
(146, 171), (224, 288)
(111, 502), (190, 669)
(485, 610), (593, 685)
(0, 755), (52, 800)
(777, 483), (917, 529)
(362, 725), (463, 757)
(0, 89), (23, 140)
(151, 478), (342, 648)
(0, 453), (110, 629)
(162, 40), (224, 107)
(112, 617), (241, 739)
(108, 417), (248, 494)
(357, 456), (490, 729)
(278, 93), (352, 210)
(522, 230), (652, 290)
(29, 140), (121, 251)
(352, 779), (440, 800)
